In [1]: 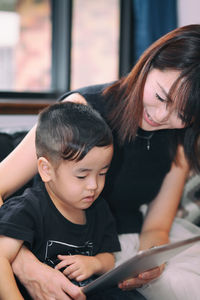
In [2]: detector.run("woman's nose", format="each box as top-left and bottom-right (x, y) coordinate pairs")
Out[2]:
(154, 105), (170, 123)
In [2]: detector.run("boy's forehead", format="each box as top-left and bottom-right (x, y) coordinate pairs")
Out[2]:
(73, 145), (113, 169)
(54, 145), (113, 172)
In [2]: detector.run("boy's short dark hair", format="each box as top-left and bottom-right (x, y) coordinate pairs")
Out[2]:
(35, 102), (113, 164)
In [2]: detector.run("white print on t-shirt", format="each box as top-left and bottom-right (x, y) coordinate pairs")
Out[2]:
(44, 240), (94, 287)
(44, 239), (94, 265)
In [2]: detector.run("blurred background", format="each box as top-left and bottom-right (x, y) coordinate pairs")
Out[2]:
(0, 0), (199, 94)
(0, 0), (199, 127)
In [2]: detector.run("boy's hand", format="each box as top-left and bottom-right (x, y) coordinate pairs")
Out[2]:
(55, 255), (99, 282)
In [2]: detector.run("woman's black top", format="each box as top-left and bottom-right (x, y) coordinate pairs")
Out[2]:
(59, 83), (174, 234)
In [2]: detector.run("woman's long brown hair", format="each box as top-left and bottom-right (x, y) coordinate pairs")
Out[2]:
(103, 24), (200, 171)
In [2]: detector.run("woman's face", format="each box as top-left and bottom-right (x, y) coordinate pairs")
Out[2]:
(140, 68), (186, 131)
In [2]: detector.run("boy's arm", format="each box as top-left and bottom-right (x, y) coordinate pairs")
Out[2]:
(94, 252), (115, 274)
(0, 236), (24, 300)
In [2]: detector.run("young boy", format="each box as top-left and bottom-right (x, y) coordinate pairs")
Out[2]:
(0, 102), (120, 299)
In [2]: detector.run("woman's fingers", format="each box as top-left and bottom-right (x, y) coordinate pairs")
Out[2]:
(138, 265), (164, 280)
(119, 277), (147, 290)
(119, 264), (165, 291)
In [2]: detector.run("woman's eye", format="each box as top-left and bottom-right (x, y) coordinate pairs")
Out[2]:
(156, 93), (166, 102)
(177, 112), (186, 123)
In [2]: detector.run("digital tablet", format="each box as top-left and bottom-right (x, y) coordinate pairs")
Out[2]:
(82, 235), (200, 295)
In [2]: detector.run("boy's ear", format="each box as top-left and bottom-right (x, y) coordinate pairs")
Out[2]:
(37, 157), (53, 182)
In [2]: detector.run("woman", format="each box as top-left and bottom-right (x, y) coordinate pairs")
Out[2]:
(1, 24), (200, 300)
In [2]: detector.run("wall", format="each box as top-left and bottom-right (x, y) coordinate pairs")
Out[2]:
(177, 0), (200, 26)
(0, 115), (38, 133)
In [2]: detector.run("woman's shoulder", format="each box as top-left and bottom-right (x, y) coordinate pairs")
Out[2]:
(59, 82), (113, 102)
(58, 82), (115, 113)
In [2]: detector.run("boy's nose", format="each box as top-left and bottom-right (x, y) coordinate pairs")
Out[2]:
(87, 178), (98, 190)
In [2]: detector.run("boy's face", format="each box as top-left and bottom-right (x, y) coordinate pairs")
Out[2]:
(43, 145), (113, 217)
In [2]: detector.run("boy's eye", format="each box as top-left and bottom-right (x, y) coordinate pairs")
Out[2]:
(156, 93), (166, 102)
(99, 171), (108, 176)
(76, 175), (86, 179)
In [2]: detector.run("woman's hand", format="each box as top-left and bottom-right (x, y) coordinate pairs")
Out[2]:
(12, 246), (86, 300)
(23, 266), (85, 300)
(118, 264), (165, 291)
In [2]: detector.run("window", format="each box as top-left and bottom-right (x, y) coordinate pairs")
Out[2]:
(0, 0), (120, 104)
(71, 0), (119, 89)
(0, 0), (52, 93)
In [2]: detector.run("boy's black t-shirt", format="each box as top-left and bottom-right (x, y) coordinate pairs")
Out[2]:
(0, 181), (120, 298)
(0, 181), (120, 258)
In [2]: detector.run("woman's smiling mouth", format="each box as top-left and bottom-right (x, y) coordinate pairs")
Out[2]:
(143, 109), (162, 127)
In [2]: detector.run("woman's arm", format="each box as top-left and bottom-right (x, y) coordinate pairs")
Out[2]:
(61, 93), (88, 105)
(0, 125), (38, 202)
(140, 145), (189, 250)
(0, 236), (24, 300)
(13, 245), (86, 300)
(119, 145), (189, 290)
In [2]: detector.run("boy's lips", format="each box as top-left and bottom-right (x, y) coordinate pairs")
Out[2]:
(82, 196), (95, 203)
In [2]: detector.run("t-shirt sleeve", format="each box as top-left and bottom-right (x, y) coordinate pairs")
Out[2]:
(0, 196), (37, 246)
(57, 82), (114, 118)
